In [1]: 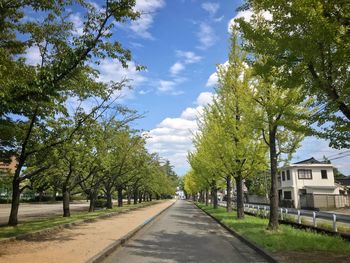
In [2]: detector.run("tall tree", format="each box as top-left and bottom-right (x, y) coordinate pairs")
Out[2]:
(212, 33), (268, 217)
(236, 0), (350, 148)
(251, 69), (311, 230)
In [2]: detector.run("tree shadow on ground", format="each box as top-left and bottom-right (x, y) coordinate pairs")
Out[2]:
(124, 230), (241, 263)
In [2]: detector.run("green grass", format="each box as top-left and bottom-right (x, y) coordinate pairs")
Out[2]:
(197, 203), (350, 253)
(0, 200), (164, 240)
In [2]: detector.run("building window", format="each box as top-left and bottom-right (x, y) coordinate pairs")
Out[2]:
(287, 170), (290, 180)
(284, 191), (292, 200)
(282, 171), (285, 181)
(321, 170), (328, 179)
(298, 169), (312, 179)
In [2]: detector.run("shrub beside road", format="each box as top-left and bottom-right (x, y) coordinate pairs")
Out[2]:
(197, 203), (350, 263)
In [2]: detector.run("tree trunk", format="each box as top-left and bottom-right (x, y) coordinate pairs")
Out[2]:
(89, 192), (96, 212)
(38, 191), (43, 202)
(63, 187), (70, 217)
(211, 180), (218, 209)
(199, 191), (204, 203)
(138, 192), (142, 203)
(226, 175), (232, 213)
(106, 189), (113, 209)
(205, 189), (209, 206)
(8, 179), (20, 226)
(268, 126), (279, 231)
(143, 193), (146, 202)
(117, 187), (123, 207)
(127, 192), (131, 205)
(235, 174), (244, 219)
(133, 189), (138, 204)
(52, 188), (57, 201)
(149, 193), (153, 201)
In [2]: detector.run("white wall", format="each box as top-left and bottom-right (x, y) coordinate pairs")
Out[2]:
(280, 164), (338, 208)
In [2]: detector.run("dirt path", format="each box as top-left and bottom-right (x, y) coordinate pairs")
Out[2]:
(0, 200), (175, 263)
(0, 202), (91, 225)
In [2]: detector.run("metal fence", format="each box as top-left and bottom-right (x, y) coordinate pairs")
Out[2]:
(219, 201), (350, 233)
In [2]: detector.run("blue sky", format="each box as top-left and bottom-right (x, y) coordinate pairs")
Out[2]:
(24, 0), (350, 176)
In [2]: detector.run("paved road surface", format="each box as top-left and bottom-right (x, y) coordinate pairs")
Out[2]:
(103, 200), (267, 263)
(0, 202), (90, 225)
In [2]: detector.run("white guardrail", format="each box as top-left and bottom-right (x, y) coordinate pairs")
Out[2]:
(218, 201), (350, 232)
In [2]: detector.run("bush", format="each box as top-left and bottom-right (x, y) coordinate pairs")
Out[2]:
(95, 199), (107, 208)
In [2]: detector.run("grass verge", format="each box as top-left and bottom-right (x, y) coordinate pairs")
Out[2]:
(196, 203), (350, 254)
(0, 200), (164, 240)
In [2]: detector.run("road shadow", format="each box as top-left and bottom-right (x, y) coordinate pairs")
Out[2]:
(124, 230), (232, 263)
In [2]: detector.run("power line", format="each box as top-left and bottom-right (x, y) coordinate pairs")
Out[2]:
(326, 150), (350, 159)
(328, 153), (350, 161)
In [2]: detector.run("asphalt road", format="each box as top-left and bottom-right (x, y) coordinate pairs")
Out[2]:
(103, 200), (267, 263)
(0, 202), (90, 225)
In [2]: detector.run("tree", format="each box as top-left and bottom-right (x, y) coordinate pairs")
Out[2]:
(102, 126), (145, 208)
(1, 0), (141, 226)
(251, 68), (311, 230)
(188, 132), (223, 208)
(211, 33), (268, 217)
(236, 0), (350, 148)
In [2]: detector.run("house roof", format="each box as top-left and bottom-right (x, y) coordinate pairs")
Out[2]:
(293, 157), (325, 164)
(336, 176), (350, 186)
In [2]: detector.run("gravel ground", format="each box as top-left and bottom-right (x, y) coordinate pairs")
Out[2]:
(0, 200), (174, 263)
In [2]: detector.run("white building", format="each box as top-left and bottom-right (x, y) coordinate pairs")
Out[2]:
(278, 157), (344, 208)
(176, 187), (185, 199)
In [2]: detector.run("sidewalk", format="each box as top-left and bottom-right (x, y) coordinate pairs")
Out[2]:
(0, 200), (175, 263)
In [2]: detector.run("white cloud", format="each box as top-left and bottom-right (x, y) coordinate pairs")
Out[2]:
(180, 106), (204, 120)
(201, 2), (220, 16)
(206, 72), (218, 88)
(197, 23), (216, 50)
(157, 77), (186, 95)
(98, 59), (146, 85)
(158, 80), (176, 92)
(196, 91), (214, 106)
(228, 10), (272, 32)
(139, 89), (152, 95)
(69, 13), (84, 36)
(24, 46), (41, 65)
(214, 15), (224, 22)
(176, 50), (202, 64)
(146, 92), (214, 174)
(87, 1), (101, 11)
(170, 62), (185, 76)
(97, 59), (147, 100)
(130, 42), (144, 48)
(168, 51), (202, 81)
(130, 0), (165, 39)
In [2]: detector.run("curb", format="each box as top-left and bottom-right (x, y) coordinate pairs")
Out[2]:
(86, 201), (176, 263)
(0, 201), (165, 244)
(195, 203), (279, 263)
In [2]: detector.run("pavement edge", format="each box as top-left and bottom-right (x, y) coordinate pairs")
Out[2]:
(86, 200), (176, 263)
(195, 203), (279, 263)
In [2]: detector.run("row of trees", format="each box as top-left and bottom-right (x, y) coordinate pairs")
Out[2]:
(26, 115), (177, 217)
(0, 1), (176, 226)
(185, 0), (349, 231)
